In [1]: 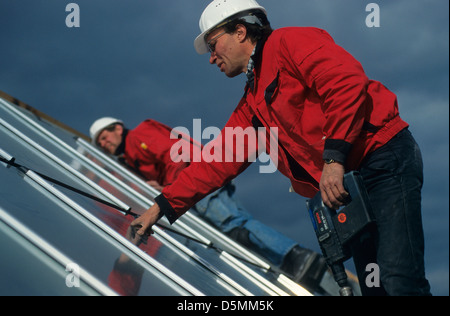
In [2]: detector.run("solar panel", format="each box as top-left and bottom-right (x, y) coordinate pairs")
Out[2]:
(0, 92), (311, 296)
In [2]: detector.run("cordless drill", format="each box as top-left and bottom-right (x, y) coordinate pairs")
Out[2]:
(306, 171), (375, 296)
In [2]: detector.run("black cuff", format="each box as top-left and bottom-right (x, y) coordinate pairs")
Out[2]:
(323, 139), (352, 164)
(154, 194), (179, 224)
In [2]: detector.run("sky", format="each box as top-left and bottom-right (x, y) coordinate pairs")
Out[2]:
(0, 0), (448, 295)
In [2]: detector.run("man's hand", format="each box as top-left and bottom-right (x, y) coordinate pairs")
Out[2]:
(130, 203), (161, 237)
(126, 225), (146, 246)
(320, 162), (348, 209)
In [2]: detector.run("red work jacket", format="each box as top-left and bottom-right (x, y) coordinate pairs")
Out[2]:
(158, 27), (408, 224)
(123, 119), (197, 186)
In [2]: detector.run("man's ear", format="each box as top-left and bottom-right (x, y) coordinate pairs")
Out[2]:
(235, 24), (248, 43)
(116, 123), (124, 135)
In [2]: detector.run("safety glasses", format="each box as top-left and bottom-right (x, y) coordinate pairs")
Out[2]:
(207, 31), (227, 53)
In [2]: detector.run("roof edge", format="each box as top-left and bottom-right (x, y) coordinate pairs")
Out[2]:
(0, 90), (90, 142)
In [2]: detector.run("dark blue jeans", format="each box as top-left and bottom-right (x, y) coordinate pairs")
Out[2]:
(353, 128), (431, 295)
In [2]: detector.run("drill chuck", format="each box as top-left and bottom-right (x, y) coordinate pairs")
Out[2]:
(339, 286), (353, 296)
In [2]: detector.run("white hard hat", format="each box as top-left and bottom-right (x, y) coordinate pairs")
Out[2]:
(89, 117), (123, 144)
(194, 0), (266, 55)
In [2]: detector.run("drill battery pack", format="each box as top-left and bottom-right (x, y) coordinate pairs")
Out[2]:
(307, 171), (376, 267)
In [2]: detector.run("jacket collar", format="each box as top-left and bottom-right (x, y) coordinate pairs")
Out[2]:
(246, 39), (265, 91)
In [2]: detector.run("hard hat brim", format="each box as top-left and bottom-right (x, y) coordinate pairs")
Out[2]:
(194, 32), (211, 55)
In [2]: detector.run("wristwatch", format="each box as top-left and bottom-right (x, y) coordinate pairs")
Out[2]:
(324, 158), (336, 164)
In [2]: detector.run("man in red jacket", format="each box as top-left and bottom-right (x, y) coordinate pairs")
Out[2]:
(131, 0), (431, 295)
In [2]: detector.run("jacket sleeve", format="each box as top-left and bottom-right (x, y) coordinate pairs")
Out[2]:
(156, 98), (257, 224)
(283, 28), (370, 164)
(126, 121), (189, 186)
